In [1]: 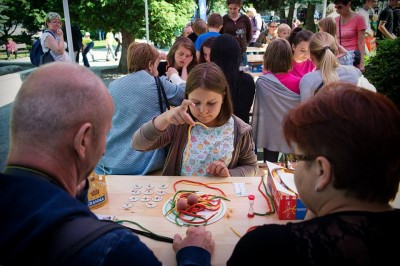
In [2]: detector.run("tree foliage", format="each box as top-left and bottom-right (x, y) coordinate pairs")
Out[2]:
(0, 0), (46, 38)
(365, 38), (400, 108)
(6, 0), (196, 72)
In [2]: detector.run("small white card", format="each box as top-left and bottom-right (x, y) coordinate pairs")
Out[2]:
(233, 183), (247, 196)
(96, 214), (115, 221)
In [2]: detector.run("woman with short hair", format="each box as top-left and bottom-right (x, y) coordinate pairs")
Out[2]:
(95, 42), (186, 175)
(41, 12), (69, 62)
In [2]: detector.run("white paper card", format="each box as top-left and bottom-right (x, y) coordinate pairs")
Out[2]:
(233, 183), (247, 196)
(277, 169), (298, 194)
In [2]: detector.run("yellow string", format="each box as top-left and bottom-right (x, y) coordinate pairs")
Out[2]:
(229, 226), (242, 238)
(183, 122), (209, 166)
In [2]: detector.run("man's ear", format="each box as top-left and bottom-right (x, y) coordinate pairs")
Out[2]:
(314, 156), (332, 192)
(73, 123), (92, 160)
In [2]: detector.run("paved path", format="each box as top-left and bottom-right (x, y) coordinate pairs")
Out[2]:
(0, 47), (122, 171)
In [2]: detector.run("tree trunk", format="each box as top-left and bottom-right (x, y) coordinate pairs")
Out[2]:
(305, 3), (316, 32)
(278, 0), (286, 24)
(118, 30), (135, 74)
(287, 0), (296, 28)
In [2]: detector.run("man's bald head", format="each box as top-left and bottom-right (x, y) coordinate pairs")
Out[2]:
(10, 62), (114, 149)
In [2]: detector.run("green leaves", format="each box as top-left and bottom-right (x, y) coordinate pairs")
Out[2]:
(364, 38), (400, 108)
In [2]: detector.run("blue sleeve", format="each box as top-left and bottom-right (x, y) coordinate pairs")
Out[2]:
(194, 37), (202, 51)
(71, 229), (162, 266)
(159, 75), (185, 106)
(176, 246), (211, 266)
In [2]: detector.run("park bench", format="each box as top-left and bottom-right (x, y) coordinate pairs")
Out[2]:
(0, 43), (29, 56)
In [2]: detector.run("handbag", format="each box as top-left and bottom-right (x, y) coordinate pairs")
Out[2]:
(40, 50), (55, 65)
(154, 76), (170, 114)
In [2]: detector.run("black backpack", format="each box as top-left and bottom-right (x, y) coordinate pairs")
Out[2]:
(253, 17), (267, 32)
(30, 30), (56, 67)
(260, 19), (267, 32)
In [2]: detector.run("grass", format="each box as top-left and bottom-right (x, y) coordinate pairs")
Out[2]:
(0, 51), (30, 60)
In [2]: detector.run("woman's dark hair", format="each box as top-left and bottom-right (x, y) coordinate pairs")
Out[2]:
(210, 34), (241, 101)
(199, 37), (216, 63)
(288, 27), (314, 47)
(283, 82), (400, 203)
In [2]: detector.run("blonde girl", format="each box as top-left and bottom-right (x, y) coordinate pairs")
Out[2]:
(277, 23), (291, 39)
(317, 17), (348, 61)
(300, 32), (375, 102)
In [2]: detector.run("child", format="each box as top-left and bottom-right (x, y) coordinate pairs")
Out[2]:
(133, 62), (258, 177)
(277, 23), (291, 39)
(252, 38), (301, 162)
(199, 36), (216, 63)
(210, 34), (255, 124)
(194, 13), (223, 61)
(317, 17), (348, 62)
(158, 36), (197, 81)
(300, 32), (375, 102)
(288, 27), (315, 77)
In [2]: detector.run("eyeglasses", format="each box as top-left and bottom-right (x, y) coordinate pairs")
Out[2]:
(335, 5), (343, 10)
(270, 25), (277, 28)
(293, 154), (316, 161)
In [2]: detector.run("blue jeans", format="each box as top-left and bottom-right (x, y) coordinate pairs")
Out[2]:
(83, 41), (94, 67)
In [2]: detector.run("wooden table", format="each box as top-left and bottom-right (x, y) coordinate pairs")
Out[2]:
(93, 175), (286, 266)
(246, 46), (266, 54)
(247, 54), (264, 63)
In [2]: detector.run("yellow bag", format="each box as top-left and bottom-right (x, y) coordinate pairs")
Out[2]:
(87, 172), (108, 209)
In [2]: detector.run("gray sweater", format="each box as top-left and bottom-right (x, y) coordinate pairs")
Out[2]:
(132, 115), (258, 177)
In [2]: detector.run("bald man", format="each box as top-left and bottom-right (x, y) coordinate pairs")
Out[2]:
(0, 62), (214, 265)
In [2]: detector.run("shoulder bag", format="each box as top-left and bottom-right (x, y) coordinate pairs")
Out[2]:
(154, 76), (171, 114)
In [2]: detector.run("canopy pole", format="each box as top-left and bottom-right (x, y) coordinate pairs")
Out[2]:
(62, 0), (75, 62)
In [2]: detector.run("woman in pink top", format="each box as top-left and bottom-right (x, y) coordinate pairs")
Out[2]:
(288, 27), (315, 78)
(6, 38), (17, 60)
(334, 0), (366, 71)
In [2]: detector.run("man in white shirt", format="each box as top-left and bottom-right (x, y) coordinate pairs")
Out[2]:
(357, 0), (377, 36)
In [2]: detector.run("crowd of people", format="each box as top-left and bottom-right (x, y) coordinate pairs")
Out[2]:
(1, 0), (400, 264)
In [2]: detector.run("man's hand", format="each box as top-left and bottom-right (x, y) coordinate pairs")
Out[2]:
(173, 226), (215, 255)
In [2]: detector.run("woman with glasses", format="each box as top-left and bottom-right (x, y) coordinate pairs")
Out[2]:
(228, 82), (400, 265)
(41, 12), (69, 62)
(334, 0), (366, 71)
(253, 21), (278, 47)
